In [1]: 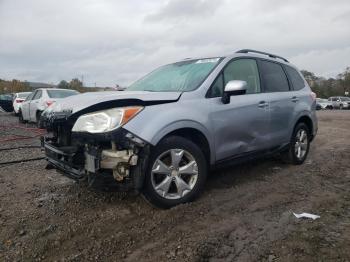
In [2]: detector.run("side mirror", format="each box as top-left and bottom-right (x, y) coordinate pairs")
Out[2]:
(222, 80), (247, 104)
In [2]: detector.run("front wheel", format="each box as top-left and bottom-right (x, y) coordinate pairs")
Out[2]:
(281, 123), (310, 165)
(142, 136), (208, 209)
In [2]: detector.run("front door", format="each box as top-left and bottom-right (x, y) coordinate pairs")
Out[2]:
(207, 58), (270, 161)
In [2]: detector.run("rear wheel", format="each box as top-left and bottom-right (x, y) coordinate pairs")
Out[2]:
(36, 111), (44, 128)
(143, 136), (207, 209)
(18, 110), (26, 123)
(281, 123), (310, 165)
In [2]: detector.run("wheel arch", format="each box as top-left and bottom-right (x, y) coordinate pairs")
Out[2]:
(150, 122), (214, 165)
(294, 114), (314, 140)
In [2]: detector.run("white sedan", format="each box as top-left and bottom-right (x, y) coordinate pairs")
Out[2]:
(12, 92), (32, 114)
(19, 88), (79, 127)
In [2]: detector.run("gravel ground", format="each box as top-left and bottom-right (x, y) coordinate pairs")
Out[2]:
(0, 111), (349, 261)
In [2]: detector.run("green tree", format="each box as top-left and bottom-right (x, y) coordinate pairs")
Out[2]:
(68, 78), (83, 91)
(57, 80), (69, 89)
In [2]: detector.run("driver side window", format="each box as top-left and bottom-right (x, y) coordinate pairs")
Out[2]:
(207, 59), (261, 98)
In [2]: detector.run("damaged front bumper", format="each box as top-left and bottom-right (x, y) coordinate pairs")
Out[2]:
(41, 128), (149, 191)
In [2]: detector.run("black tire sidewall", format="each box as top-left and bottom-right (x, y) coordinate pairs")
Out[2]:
(18, 110), (24, 123)
(36, 111), (43, 128)
(143, 136), (208, 209)
(289, 123), (310, 165)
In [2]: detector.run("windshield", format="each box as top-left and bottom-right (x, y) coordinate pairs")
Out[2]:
(127, 58), (222, 92)
(47, 89), (79, 98)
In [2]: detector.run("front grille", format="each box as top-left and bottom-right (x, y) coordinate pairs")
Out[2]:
(55, 124), (72, 146)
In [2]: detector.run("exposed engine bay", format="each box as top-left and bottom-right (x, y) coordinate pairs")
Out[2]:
(41, 107), (150, 192)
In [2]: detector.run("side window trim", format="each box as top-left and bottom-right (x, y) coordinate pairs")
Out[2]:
(31, 91), (38, 101)
(281, 64), (292, 91)
(256, 58), (291, 93)
(282, 64), (306, 91)
(205, 72), (223, 98)
(206, 57), (261, 98)
(37, 90), (42, 99)
(33, 90), (40, 100)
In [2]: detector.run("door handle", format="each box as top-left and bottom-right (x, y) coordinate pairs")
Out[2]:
(258, 101), (268, 108)
(291, 96), (299, 102)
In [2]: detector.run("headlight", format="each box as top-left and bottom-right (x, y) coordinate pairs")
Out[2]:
(72, 106), (143, 133)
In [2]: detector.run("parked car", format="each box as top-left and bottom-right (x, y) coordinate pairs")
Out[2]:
(41, 49), (318, 208)
(19, 88), (79, 127)
(0, 93), (14, 112)
(328, 96), (350, 109)
(12, 92), (32, 115)
(316, 98), (333, 110)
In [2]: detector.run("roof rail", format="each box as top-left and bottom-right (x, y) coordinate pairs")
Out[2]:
(236, 49), (289, 63)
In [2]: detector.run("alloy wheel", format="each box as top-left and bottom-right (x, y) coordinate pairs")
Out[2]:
(294, 129), (308, 160)
(151, 149), (198, 200)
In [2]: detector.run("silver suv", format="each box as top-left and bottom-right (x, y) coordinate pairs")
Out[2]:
(42, 49), (318, 208)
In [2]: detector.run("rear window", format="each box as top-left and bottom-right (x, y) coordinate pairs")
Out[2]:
(260, 60), (290, 92)
(18, 92), (31, 98)
(284, 65), (305, 91)
(47, 90), (79, 98)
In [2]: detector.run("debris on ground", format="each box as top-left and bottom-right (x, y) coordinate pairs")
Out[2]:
(293, 212), (320, 220)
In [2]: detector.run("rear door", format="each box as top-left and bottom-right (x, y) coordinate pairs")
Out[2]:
(29, 90), (42, 121)
(258, 60), (294, 147)
(207, 58), (270, 161)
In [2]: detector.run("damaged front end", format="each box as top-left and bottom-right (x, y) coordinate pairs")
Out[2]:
(41, 109), (149, 192)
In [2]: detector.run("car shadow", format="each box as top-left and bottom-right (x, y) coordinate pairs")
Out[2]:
(205, 156), (285, 191)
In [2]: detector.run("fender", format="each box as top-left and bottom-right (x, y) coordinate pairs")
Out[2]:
(289, 110), (314, 138)
(145, 120), (215, 165)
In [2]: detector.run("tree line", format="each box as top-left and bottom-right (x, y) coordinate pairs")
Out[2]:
(1, 67), (350, 97)
(56, 78), (100, 93)
(0, 79), (31, 94)
(301, 67), (350, 98)
(0, 78), (99, 94)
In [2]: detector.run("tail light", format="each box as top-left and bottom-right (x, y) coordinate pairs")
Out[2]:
(310, 92), (316, 101)
(15, 99), (23, 103)
(46, 100), (54, 107)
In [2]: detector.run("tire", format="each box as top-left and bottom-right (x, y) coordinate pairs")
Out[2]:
(36, 111), (44, 128)
(340, 104), (343, 110)
(142, 136), (208, 209)
(18, 110), (26, 123)
(281, 123), (310, 165)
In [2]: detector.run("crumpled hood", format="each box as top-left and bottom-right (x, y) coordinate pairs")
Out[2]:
(46, 91), (182, 114)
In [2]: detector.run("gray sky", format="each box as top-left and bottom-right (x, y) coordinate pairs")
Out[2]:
(0, 0), (349, 87)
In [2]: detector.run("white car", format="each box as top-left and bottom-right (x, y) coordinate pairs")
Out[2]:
(12, 92), (32, 114)
(19, 88), (79, 127)
(316, 98), (333, 110)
